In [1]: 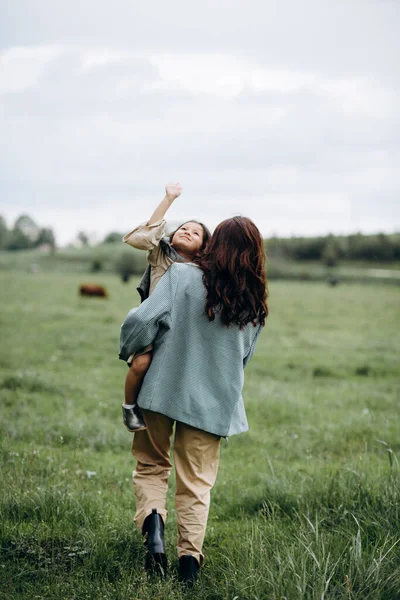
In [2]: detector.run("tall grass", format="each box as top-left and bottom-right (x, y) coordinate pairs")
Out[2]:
(0, 271), (399, 599)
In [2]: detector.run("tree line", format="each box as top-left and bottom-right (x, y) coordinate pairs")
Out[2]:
(103, 231), (400, 264)
(0, 215), (56, 251)
(265, 232), (400, 265)
(2, 214), (399, 265)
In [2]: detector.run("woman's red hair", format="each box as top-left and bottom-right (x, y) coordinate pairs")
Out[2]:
(196, 216), (268, 328)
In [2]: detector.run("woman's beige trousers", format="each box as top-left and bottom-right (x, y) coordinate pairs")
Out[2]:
(132, 409), (221, 565)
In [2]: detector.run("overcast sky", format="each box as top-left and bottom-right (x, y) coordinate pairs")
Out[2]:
(1, 0), (399, 245)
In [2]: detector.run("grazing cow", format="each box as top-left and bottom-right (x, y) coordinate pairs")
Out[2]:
(79, 284), (108, 298)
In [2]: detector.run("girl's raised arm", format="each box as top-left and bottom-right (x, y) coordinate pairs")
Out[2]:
(123, 182), (182, 250)
(148, 182), (183, 225)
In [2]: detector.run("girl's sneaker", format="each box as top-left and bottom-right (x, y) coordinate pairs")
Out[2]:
(122, 404), (147, 432)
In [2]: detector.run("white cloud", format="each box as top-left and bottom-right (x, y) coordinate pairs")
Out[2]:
(318, 78), (397, 117)
(0, 0), (399, 244)
(0, 45), (62, 93)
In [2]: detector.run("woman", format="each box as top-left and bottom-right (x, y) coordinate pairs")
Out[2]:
(119, 216), (268, 586)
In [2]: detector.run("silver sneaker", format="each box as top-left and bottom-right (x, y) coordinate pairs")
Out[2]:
(122, 404), (147, 432)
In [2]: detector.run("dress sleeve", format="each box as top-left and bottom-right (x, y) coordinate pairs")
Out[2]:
(243, 323), (263, 368)
(119, 263), (180, 361)
(122, 219), (166, 251)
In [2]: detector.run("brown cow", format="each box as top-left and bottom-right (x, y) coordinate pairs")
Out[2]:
(79, 284), (108, 298)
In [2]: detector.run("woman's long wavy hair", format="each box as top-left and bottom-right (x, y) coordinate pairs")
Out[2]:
(196, 216), (268, 328)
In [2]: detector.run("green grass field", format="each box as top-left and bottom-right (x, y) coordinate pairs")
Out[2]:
(1, 245), (400, 285)
(0, 271), (399, 599)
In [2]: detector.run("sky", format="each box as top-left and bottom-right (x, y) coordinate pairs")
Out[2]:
(1, 0), (399, 245)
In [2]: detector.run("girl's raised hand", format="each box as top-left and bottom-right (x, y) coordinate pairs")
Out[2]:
(165, 182), (183, 200)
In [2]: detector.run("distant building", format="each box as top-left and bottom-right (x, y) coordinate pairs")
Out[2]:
(38, 243), (53, 253)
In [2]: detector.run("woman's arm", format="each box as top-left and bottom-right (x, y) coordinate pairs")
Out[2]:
(119, 263), (180, 360)
(243, 324), (263, 368)
(123, 182), (183, 250)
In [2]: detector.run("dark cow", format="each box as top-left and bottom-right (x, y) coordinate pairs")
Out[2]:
(79, 284), (108, 298)
(327, 276), (339, 287)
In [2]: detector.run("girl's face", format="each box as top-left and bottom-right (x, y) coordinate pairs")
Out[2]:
(171, 222), (205, 257)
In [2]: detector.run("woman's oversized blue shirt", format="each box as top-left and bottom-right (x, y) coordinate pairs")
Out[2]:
(119, 263), (263, 437)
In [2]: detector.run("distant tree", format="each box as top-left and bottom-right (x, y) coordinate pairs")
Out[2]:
(103, 232), (124, 244)
(322, 235), (340, 267)
(265, 231), (400, 263)
(345, 232), (394, 261)
(14, 214), (39, 242)
(376, 233), (394, 261)
(392, 234), (400, 260)
(0, 216), (9, 249)
(5, 214), (39, 250)
(115, 251), (140, 283)
(264, 235), (286, 259)
(77, 231), (90, 246)
(291, 236), (326, 261)
(35, 227), (56, 249)
(7, 227), (32, 251)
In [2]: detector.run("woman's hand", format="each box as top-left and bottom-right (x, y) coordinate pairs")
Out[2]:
(165, 182), (183, 201)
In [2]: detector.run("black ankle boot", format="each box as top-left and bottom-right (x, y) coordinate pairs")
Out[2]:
(178, 555), (199, 587)
(142, 509), (167, 575)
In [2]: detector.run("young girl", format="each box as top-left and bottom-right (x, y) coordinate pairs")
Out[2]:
(121, 182), (211, 432)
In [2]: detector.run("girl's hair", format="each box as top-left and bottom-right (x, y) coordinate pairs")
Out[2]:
(168, 220), (211, 258)
(196, 216), (268, 328)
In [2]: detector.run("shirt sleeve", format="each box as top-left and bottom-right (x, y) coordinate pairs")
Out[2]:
(243, 323), (263, 368)
(122, 219), (166, 251)
(119, 263), (180, 361)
